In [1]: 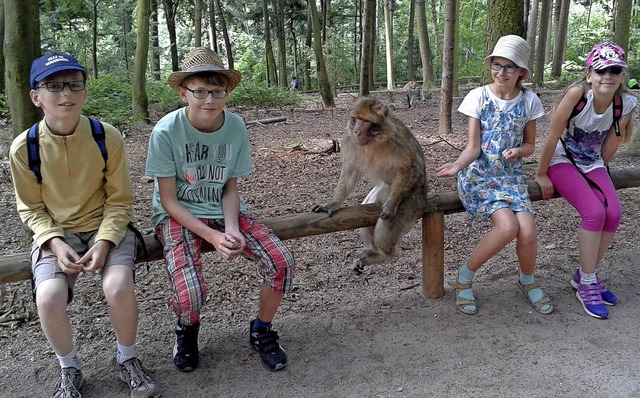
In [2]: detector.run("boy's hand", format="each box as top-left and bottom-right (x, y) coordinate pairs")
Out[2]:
(48, 238), (83, 275)
(76, 240), (113, 272)
(210, 231), (245, 261)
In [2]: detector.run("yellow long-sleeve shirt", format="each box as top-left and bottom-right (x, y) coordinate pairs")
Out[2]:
(9, 115), (134, 248)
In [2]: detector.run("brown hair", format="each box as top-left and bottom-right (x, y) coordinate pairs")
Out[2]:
(180, 72), (231, 89)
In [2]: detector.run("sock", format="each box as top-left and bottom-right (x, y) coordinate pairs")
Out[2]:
(457, 264), (475, 285)
(57, 349), (82, 369)
(253, 317), (272, 332)
(116, 343), (138, 364)
(580, 269), (597, 285)
(519, 272), (546, 304)
(456, 264), (476, 305)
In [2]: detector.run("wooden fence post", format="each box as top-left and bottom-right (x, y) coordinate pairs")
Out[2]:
(422, 211), (445, 298)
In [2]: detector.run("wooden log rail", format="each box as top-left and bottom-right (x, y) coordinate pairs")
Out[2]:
(2, 167), (640, 298)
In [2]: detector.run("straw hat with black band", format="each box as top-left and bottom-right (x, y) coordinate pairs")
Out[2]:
(167, 47), (241, 91)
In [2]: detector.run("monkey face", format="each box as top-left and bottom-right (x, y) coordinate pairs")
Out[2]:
(350, 117), (380, 145)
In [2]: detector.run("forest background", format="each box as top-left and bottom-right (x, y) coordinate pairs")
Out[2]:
(0, 0), (639, 142)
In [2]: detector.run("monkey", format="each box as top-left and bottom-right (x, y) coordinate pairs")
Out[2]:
(312, 97), (428, 274)
(402, 81), (417, 107)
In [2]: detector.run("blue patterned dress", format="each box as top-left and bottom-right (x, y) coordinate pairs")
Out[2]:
(457, 87), (532, 220)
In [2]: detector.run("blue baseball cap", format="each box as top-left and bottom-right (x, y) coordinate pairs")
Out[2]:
(30, 52), (86, 89)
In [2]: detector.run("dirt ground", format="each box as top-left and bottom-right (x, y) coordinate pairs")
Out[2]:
(1, 90), (640, 398)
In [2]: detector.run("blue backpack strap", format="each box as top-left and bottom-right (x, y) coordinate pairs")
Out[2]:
(612, 93), (623, 136)
(88, 117), (108, 164)
(26, 122), (42, 183)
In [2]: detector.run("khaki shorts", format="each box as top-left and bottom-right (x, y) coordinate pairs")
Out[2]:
(31, 229), (137, 301)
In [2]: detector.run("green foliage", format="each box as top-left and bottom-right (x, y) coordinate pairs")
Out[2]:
(0, 93), (10, 118)
(82, 75), (133, 127)
(228, 81), (301, 107)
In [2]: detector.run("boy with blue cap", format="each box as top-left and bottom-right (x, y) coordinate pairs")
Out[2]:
(9, 52), (160, 398)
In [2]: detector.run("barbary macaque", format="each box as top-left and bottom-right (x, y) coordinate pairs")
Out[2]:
(313, 97), (428, 274)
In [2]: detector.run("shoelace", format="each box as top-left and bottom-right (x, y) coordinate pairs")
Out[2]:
(125, 360), (153, 390)
(579, 284), (603, 305)
(57, 372), (80, 397)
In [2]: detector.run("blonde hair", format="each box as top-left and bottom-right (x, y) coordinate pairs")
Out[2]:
(551, 71), (632, 143)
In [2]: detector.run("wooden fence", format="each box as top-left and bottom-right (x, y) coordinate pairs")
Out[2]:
(2, 167), (640, 299)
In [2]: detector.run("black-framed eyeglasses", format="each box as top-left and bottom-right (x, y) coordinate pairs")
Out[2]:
(489, 61), (518, 75)
(183, 87), (228, 99)
(593, 66), (624, 76)
(36, 81), (86, 92)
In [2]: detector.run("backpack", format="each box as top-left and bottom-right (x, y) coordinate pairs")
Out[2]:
(27, 117), (107, 183)
(560, 91), (623, 207)
(26, 117), (149, 262)
(566, 91), (623, 136)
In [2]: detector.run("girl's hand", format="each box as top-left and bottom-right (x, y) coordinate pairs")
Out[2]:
(502, 148), (520, 163)
(435, 163), (460, 178)
(535, 174), (555, 200)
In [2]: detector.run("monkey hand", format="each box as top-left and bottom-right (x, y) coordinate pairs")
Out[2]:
(312, 202), (342, 217)
(379, 201), (398, 220)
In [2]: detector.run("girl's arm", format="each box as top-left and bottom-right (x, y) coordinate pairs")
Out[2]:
(503, 120), (536, 162)
(535, 86), (584, 199)
(601, 112), (633, 164)
(435, 117), (482, 177)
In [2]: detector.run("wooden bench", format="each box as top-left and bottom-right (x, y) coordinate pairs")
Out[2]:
(2, 167), (640, 298)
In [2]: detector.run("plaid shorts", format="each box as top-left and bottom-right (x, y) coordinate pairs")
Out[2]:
(155, 214), (295, 323)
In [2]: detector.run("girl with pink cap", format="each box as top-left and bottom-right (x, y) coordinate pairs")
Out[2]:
(536, 41), (637, 319)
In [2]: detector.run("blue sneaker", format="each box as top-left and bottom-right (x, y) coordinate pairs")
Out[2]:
(570, 269), (618, 306)
(576, 283), (609, 319)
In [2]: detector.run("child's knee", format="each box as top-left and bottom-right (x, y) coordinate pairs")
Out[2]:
(581, 207), (607, 231)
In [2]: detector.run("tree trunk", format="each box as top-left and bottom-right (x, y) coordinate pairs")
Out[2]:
(613, 0), (632, 51)
(416, 0), (435, 89)
(92, 0), (99, 78)
(533, 0), (550, 88)
(526, 0), (538, 66)
(304, 11), (312, 91)
(208, 0), (218, 52)
(215, 0), (234, 68)
(383, 0), (394, 90)
(4, 0), (41, 137)
(439, 0), (456, 135)
(550, 0), (568, 78)
(194, 0), (202, 47)
(428, 0), (440, 59)
(308, 0), (335, 106)
(359, 0), (375, 96)
(0, 1), (4, 91)
(484, 0), (524, 82)
(263, 0), (278, 86)
(163, 0), (180, 71)
(274, 0), (287, 87)
(132, 0), (151, 124)
(407, 0), (415, 82)
(150, 0), (161, 81)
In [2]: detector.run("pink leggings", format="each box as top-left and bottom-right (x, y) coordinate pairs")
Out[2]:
(548, 163), (621, 233)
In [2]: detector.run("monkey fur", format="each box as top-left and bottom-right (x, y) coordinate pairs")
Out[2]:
(313, 97), (427, 274)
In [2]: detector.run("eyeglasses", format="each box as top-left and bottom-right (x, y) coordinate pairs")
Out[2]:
(183, 87), (228, 99)
(36, 81), (86, 92)
(593, 66), (624, 76)
(489, 61), (518, 74)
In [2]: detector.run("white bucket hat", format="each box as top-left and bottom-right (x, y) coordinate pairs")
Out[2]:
(485, 35), (531, 80)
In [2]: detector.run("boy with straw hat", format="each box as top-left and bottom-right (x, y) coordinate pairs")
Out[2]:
(146, 47), (295, 372)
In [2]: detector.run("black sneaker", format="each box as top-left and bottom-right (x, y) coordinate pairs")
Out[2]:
(173, 320), (200, 372)
(249, 319), (287, 371)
